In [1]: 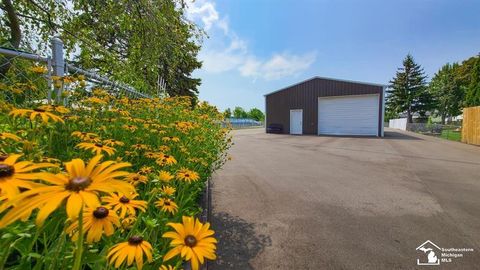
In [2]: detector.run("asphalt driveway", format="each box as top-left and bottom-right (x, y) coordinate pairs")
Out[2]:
(210, 128), (480, 270)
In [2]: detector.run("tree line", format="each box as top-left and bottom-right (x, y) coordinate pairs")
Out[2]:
(0, 0), (202, 99)
(223, 107), (265, 122)
(387, 53), (480, 124)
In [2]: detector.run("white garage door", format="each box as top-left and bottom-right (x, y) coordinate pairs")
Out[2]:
(318, 95), (379, 136)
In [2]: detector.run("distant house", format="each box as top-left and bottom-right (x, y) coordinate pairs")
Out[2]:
(397, 112), (430, 122)
(264, 76), (386, 136)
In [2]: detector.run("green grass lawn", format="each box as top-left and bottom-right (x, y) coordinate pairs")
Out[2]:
(440, 130), (462, 141)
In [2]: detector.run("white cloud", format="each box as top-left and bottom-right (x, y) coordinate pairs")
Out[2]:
(217, 17), (229, 35)
(198, 34), (247, 73)
(186, 0), (316, 80)
(260, 52), (318, 80)
(239, 57), (262, 77)
(200, 50), (243, 73)
(185, 0), (219, 31)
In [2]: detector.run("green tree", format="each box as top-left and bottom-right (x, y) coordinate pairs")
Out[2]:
(384, 109), (399, 122)
(233, 106), (248, 118)
(64, 0), (203, 98)
(247, 108), (265, 121)
(458, 55), (480, 107)
(0, 0), (203, 98)
(429, 63), (464, 124)
(223, 108), (232, 118)
(387, 54), (432, 123)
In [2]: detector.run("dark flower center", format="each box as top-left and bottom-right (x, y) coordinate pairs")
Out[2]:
(128, 235), (144, 245)
(119, 196), (130, 203)
(0, 155), (8, 162)
(0, 164), (15, 178)
(133, 176), (139, 181)
(164, 155), (170, 158)
(184, 174), (190, 178)
(164, 200), (171, 206)
(93, 207), (109, 219)
(94, 143), (103, 148)
(65, 176), (92, 191)
(184, 235), (197, 247)
(33, 108), (46, 112)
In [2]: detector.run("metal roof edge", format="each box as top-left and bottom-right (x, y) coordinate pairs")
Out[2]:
(264, 76), (387, 96)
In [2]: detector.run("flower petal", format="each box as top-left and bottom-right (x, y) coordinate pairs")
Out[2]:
(66, 193), (83, 219)
(163, 246), (182, 262)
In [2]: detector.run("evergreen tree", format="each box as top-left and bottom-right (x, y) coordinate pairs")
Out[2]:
(387, 54), (432, 123)
(429, 63), (464, 124)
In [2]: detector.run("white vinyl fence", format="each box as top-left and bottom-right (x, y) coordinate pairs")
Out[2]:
(389, 118), (408, 131)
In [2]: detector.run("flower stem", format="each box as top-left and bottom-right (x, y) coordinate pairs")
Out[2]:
(72, 207), (84, 270)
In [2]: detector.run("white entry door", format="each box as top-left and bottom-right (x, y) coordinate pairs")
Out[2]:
(318, 95), (379, 136)
(290, 109), (303, 135)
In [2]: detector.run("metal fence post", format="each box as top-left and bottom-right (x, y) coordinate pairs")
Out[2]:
(46, 57), (53, 103)
(51, 37), (64, 103)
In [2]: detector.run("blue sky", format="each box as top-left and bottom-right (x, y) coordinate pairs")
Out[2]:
(186, 0), (480, 112)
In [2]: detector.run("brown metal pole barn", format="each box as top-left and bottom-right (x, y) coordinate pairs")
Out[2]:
(264, 76), (385, 137)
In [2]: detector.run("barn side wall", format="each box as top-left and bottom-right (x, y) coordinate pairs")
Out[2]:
(265, 78), (384, 135)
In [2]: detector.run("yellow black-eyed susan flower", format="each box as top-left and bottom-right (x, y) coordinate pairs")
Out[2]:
(156, 153), (177, 166)
(40, 157), (61, 165)
(66, 205), (120, 243)
(158, 170), (174, 182)
(0, 154), (55, 199)
(162, 136), (180, 143)
(71, 131), (100, 142)
(9, 108), (64, 124)
(124, 151), (135, 157)
(155, 198), (178, 214)
(0, 132), (21, 142)
(176, 168), (200, 183)
(125, 173), (148, 185)
(62, 76), (76, 83)
(139, 166), (153, 175)
(162, 185), (176, 196)
(76, 142), (116, 156)
(29, 65), (48, 74)
(158, 145), (171, 152)
(21, 140), (38, 153)
(163, 216), (217, 270)
(0, 155), (133, 228)
(122, 124), (138, 132)
(102, 193), (147, 218)
(84, 97), (107, 105)
(120, 216), (136, 231)
(107, 236), (153, 270)
(103, 139), (124, 147)
(37, 104), (70, 114)
(144, 152), (158, 159)
(132, 144), (149, 151)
